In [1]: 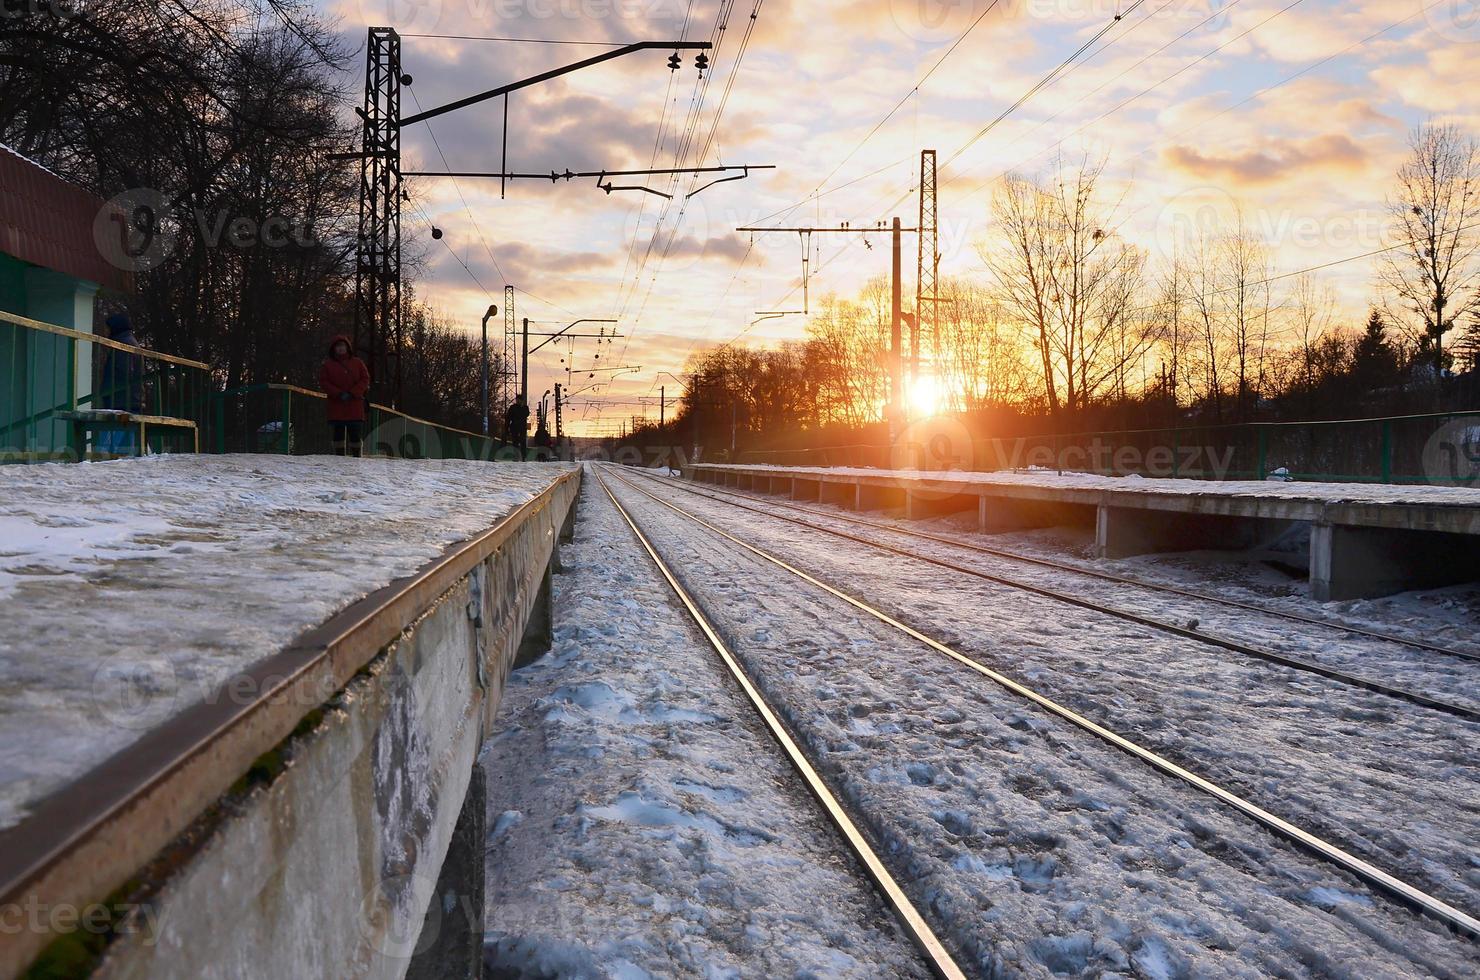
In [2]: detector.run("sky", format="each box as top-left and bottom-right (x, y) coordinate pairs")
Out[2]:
(320, 0), (1480, 435)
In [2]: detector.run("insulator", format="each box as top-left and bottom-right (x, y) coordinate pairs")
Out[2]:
(400, 73), (413, 85)
(667, 53), (682, 71)
(695, 53), (709, 73)
(430, 226), (443, 240)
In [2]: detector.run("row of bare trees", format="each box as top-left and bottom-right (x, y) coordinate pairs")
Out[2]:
(0, 1), (488, 428)
(660, 122), (1480, 453)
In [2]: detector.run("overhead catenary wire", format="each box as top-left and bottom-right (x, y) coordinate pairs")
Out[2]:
(744, 0), (1348, 322)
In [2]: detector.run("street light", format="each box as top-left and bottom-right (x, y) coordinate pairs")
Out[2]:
(480, 304), (499, 436)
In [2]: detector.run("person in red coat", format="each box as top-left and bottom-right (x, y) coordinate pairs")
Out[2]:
(319, 335), (371, 456)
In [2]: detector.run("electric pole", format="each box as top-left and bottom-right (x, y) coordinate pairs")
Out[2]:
(480, 303), (498, 436)
(660, 386), (665, 429)
(916, 149), (938, 386)
(521, 317), (529, 405)
(736, 219), (918, 428)
(892, 216), (903, 428)
(502, 286), (515, 424)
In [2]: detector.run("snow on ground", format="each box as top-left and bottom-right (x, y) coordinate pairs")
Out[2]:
(879, 504), (1480, 656)
(698, 462), (1480, 509)
(479, 474), (928, 978)
(605, 466), (1480, 977)
(631, 469), (1480, 915)
(641, 474), (1480, 710)
(0, 454), (573, 831)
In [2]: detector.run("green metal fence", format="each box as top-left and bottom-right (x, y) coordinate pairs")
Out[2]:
(210, 384), (512, 460)
(2, 311), (515, 464)
(738, 411), (1480, 486)
(1, 309), (211, 462)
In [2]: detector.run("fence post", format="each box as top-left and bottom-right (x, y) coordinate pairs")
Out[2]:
(282, 388), (292, 455)
(1255, 426), (1268, 480)
(1381, 419), (1393, 484)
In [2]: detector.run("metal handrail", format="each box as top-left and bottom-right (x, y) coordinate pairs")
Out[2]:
(0, 309), (210, 371)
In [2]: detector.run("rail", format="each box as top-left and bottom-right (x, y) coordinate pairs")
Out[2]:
(210, 383), (509, 459)
(658, 468), (1477, 663)
(594, 468), (966, 980)
(603, 465), (1480, 941)
(640, 468), (1480, 718)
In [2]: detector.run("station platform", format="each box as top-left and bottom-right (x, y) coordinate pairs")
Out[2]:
(0, 455), (578, 978)
(687, 463), (1480, 601)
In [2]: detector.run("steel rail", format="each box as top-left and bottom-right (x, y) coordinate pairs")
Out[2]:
(628, 470), (1480, 721)
(649, 469), (1478, 663)
(0, 469), (581, 976)
(593, 470), (967, 980)
(602, 465), (1480, 943)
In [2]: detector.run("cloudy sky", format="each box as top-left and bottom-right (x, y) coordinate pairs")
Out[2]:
(323, 0), (1477, 434)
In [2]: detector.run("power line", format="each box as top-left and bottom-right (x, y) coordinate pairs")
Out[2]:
(1120, 219), (1480, 321)
(754, 0), (1318, 318)
(601, 0), (770, 428)
(402, 34), (625, 46)
(621, 0), (759, 332)
(756, 1), (1003, 235)
(406, 88), (510, 286)
(953, 0), (1419, 211)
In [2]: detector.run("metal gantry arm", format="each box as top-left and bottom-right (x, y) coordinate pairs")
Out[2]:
(528, 318), (619, 357)
(399, 42), (713, 126)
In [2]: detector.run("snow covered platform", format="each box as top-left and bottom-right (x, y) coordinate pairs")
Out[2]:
(688, 463), (1480, 601)
(0, 455), (579, 977)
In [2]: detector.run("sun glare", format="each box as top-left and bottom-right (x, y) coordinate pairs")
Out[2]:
(909, 374), (945, 417)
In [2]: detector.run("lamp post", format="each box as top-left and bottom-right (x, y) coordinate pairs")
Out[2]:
(480, 304), (498, 436)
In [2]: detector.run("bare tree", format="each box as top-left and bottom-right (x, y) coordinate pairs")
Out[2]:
(1289, 273), (1336, 414)
(1379, 122), (1480, 376)
(1219, 211), (1274, 422)
(935, 278), (1032, 412)
(982, 154), (1146, 419)
(1151, 251), (1195, 408)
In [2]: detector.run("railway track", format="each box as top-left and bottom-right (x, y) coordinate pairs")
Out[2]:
(664, 469), (1480, 664)
(627, 467), (1480, 722)
(601, 464), (1480, 943)
(594, 470), (968, 980)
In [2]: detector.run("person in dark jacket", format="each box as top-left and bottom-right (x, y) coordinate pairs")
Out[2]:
(100, 313), (145, 413)
(98, 313), (145, 455)
(504, 395), (530, 455)
(319, 334), (370, 456)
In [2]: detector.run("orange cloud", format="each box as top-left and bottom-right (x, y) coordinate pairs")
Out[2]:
(1160, 134), (1368, 186)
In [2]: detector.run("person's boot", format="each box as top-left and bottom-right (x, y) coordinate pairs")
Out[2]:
(333, 440), (346, 456)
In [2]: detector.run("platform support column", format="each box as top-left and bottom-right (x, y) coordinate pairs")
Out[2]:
(406, 765), (486, 980)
